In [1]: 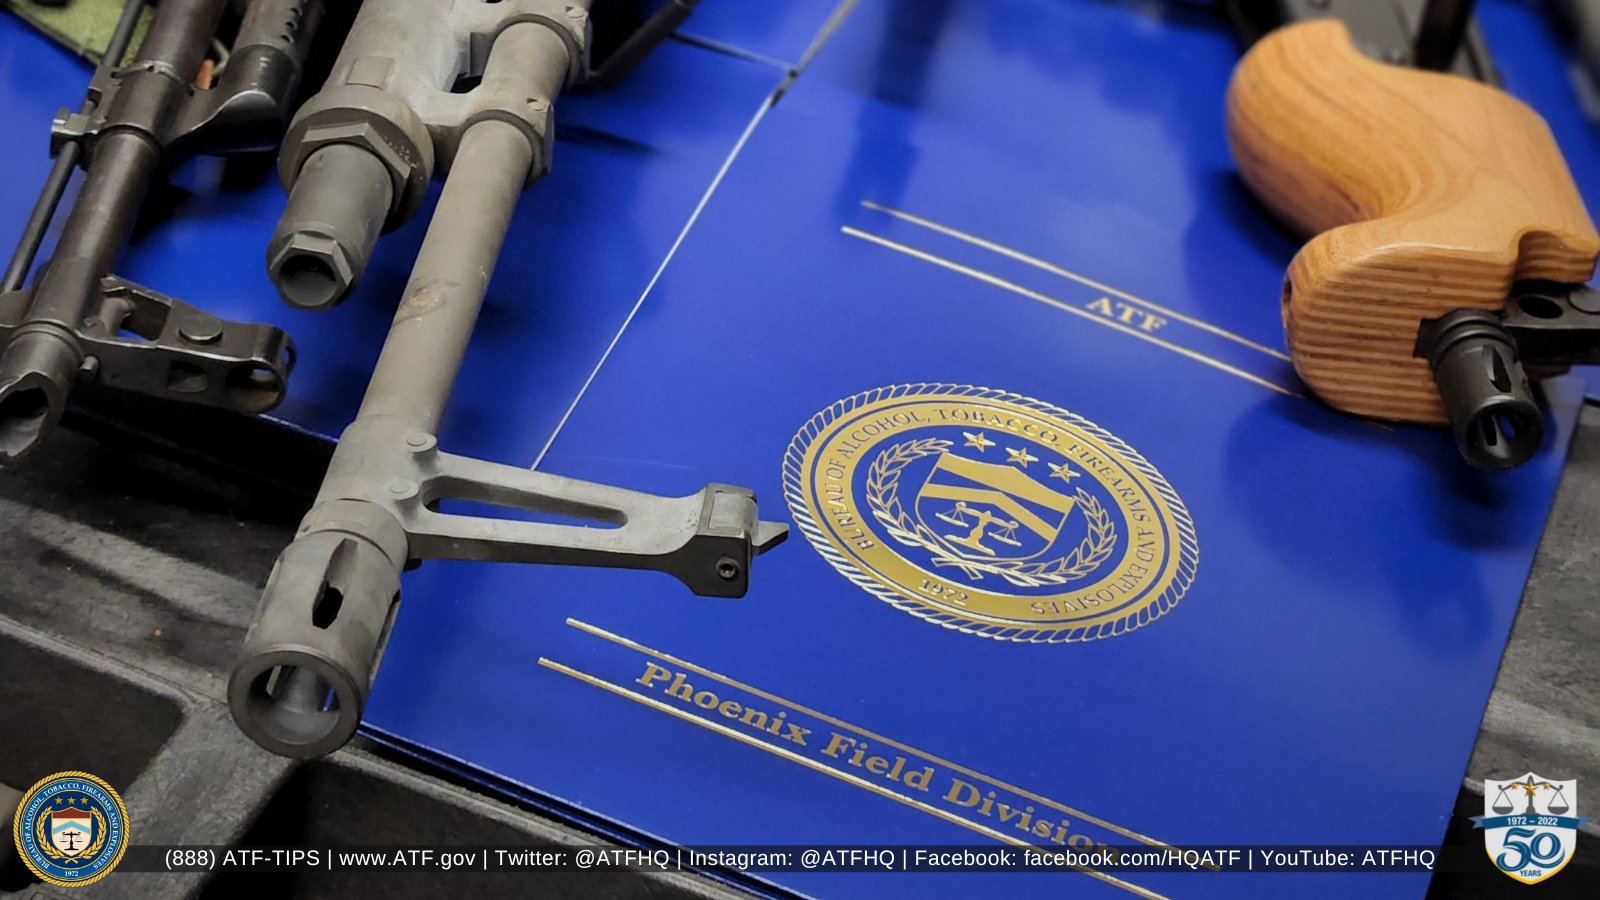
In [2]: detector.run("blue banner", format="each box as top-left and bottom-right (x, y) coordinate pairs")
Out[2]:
(1470, 815), (1591, 830)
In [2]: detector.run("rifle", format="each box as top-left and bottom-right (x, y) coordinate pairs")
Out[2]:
(1224, 0), (1600, 467)
(228, 0), (785, 759)
(0, 0), (325, 464)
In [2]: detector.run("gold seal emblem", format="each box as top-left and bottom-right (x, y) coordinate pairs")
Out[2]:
(12, 771), (130, 887)
(783, 384), (1197, 641)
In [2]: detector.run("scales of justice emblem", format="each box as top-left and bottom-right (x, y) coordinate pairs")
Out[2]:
(46, 807), (94, 855)
(870, 436), (1116, 587)
(785, 385), (1198, 642)
(1474, 773), (1588, 885)
(12, 771), (130, 887)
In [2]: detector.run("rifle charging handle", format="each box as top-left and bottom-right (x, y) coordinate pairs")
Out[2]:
(1226, 20), (1600, 465)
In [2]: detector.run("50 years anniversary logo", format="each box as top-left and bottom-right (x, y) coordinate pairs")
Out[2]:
(1476, 774), (1587, 885)
(11, 771), (129, 887)
(784, 384), (1199, 641)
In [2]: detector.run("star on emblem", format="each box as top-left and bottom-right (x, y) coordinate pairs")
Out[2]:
(1005, 447), (1038, 468)
(1048, 461), (1080, 483)
(962, 431), (994, 452)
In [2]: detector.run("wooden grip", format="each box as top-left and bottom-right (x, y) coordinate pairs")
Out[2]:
(1226, 20), (1600, 423)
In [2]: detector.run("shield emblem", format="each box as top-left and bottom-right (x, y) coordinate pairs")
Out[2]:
(914, 452), (1077, 561)
(1476, 774), (1584, 885)
(48, 808), (94, 857)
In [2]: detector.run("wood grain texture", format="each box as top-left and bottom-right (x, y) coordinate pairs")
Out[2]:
(1226, 20), (1600, 423)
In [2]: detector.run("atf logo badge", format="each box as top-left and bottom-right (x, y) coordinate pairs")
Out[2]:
(1475, 774), (1587, 884)
(12, 771), (129, 886)
(784, 384), (1197, 641)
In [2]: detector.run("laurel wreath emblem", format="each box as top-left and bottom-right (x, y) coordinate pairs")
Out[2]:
(33, 806), (108, 862)
(783, 383), (1198, 643)
(864, 438), (1117, 587)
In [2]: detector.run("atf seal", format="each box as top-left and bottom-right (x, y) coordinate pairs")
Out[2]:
(12, 771), (129, 887)
(784, 384), (1197, 641)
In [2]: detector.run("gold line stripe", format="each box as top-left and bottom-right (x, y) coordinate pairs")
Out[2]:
(565, 618), (1178, 851)
(860, 200), (1294, 363)
(538, 657), (1171, 900)
(841, 226), (1301, 399)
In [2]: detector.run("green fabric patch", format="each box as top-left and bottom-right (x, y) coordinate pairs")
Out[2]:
(2, 0), (150, 64)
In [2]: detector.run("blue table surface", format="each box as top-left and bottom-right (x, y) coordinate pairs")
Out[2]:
(1, 2), (1596, 898)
